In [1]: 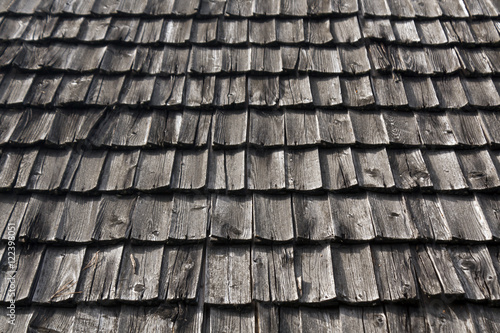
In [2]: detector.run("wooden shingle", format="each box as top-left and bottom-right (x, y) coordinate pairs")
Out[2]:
(352, 148), (395, 189)
(329, 193), (375, 241)
(248, 148), (285, 190)
(206, 245), (251, 304)
(169, 193), (208, 241)
(210, 194), (252, 241)
(319, 148), (358, 190)
(253, 193), (294, 241)
(130, 194), (172, 242)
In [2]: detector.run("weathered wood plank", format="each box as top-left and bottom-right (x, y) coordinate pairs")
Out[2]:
(286, 148), (322, 191)
(85, 75), (126, 106)
(331, 244), (379, 303)
(56, 194), (100, 244)
(213, 109), (247, 146)
(218, 18), (247, 44)
(439, 194), (492, 241)
(382, 111), (421, 146)
(32, 245), (86, 304)
(253, 193), (294, 241)
(372, 75), (408, 107)
(415, 20), (448, 45)
(476, 193), (500, 239)
(352, 148), (395, 189)
(368, 193), (418, 240)
(150, 76), (185, 106)
(214, 75), (246, 106)
(72, 305), (119, 333)
(340, 76), (375, 107)
(372, 244), (417, 301)
(331, 16), (361, 43)
(405, 193), (452, 241)
(76, 244), (124, 303)
(169, 193), (208, 241)
(210, 194), (252, 241)
(206, 245), (251, 304)
(184, 75), (216, 107)
(319, 147), (358, 190)
(456, 149), (500, 190)
(98, 150), (140, 191)
(387, 149), (432, 190)
(209, 307), (255, 333)
(208, 148), (246, 191)
(92, 195), (136, 242)
(134, 149), (175, 191)
(295, 244), (336, 303)
(310, 76), (342, 106)
(446, 110), (487, 146)
(69, 150), (107, 192)
(0, 243), (44, 303)
(462, 77), (500, 107)
(116, 244), (164, 302)
(403, 77), (439, 108)
(10, 108), (56, 144)
(449, 245), (500, 301)
(0, 195), (28, 241)
(160, 244), (204, 301)
(423, 150), (468, 191)
(19, 194), (64, 242)
(130, 194), (172, 242)
(78, 18), (113, 42)
(248, 148), (285, 190)
(249, 109), (284, 146)
(392, 20), (420, 43)
(248, 76), (279, 106)
(279, 75), (313, 106)
(413, 244), (465, 296)
(170, 149), (209, 190)
(292, 193), (336, 241)
(252, 244), (298, 302)
(349, 110), (389, 145)
(316, 110), (355, 145)
(329, 193), (375, 241)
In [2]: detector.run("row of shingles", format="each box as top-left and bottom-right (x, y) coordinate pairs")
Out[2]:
(3, 106), (500, 149)
(3, 0), (500, 18)
(3, 14), (500, 48)
(3, 235), (500, 306)
(1, 189), (499, 244)
(2, 69), (500, 108)
(5, 108), (500, 192)
(206, 301), (500, 333)
(0, 0), (200, 16)
(3, 302), (500, 333)
(3, 134), (500, 194)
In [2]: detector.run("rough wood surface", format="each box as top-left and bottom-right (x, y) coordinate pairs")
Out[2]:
(319, 147), (358, 190)
(295, 244), (336, 302)
(293, 193), (336, 241)
(249, 109), (284, 146)
(130, 194), (172, 242)
(349, 110), (389, 145)
(423, 150), (468, 191)
(285, 148), (322, 191)
(352, 148), (395, 189)
(316, 110), (355, 145)
(331, 244), (379, 303)
(92, 195), (136, 241)
(169, 194), (208, 241)
(253, 193), (294, 241)
(405, 193), (452, 240)
(387, 149), (432, 190)
(252, 244), (298, 302)
(206, 245), (251, 304)
(210, 194), (252, 241)
(329, 193), (375, 241)
(247, 148), (285, 190)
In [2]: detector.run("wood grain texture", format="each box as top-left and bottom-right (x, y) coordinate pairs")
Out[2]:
(316, 110), (355, 145)
(210, 194), (252, 241)
(349, 110), (389, 145)
(134, 149), (175, 191)
(206, 245), (251, 304)
(169, 193), (208, 241)
(293, 193), (336, 241)
(331, 244), (379, 303)
(446, 110), (487, 146)
(456, 149), (500, 190)
(423, 150), (468, 191)
(249, 109), (284, 146)
(253, 193), (294, 241)
(382, 111), (422, 145)
(92, 195), (136, 241)
(387, 149), (432, 190)
(208, 148), (245, 191)
(285, 148), (322, 191)
(56, 194), (100, 243)
(352, 148), (395, 189)
(247, 148), (285, 190)
(252, 244), (298, 302)
(130, 194), (172, 242)
(329, 193), (375, 241)
(319, 147), (358, 190)
(32, 245), (86, 304)
(295, 244), (336, 303)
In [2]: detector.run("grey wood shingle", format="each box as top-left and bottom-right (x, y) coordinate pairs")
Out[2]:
(249, 19), (276, 44)
(214, 75), (246, 106)
(171, 149), (208, 190)
(292, 193), (336, 241)
(209, 307), (254, 333)
(217, 18), (247, 44)
(316, 110), (355, 145)
(130, 194), (172, 242)
(27, 148), (72, 191)
(372, 244), (417, 302)
(252, 244), (298, 302)
(329, 193), (375, 241)
(98, 150), (140, 191)
(150, 75), (185, 106)
(160, 244), (204, 301)
(208, 148), (246, 191)
(184, 75), (216, 107)
(116, 244), (164, 302)
(368, 192), (418, 240)
(338, 45), (371, 74)
(32, 245), (86, 304)
(295, 244), (336, 303)
(210, 194), (252, 241)
(206, 245), (251, 304)
(253, 193), (294, 241)
(76, 244), (124, 302)
(247, 148), (285, 190)
(349, 110), (389, 145)
(169, 193), (208, 241)
(92, 194), (136, 241)
(56, 194), (100, 243)
(310, 76), (342, 106)
(415, 112), (457, 146)
(476, 194), (500, 240)
(340, 76), (375, 107)
(213, 109), (247, 146)
(352, 148), (395, 189)
(331, 244), (379, 304)
(382, 111), (421, 145)
(54, 75), (93, 106)
(439, 194), (492, 241)
(388, 149), (432, 190)
(319, 147), (357, 190)
(285, 148), (322, 191)
(456, 149), (500, 190)
(276, 19), (305, 43)
(413, 243), (465, 297)
(423, 150), (468, 191)
(177, 110), (212, 147)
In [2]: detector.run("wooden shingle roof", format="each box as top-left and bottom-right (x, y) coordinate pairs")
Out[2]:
(1, 0), (500, 331)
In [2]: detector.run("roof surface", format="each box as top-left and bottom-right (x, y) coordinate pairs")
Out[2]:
(1, 0), (500, 331)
